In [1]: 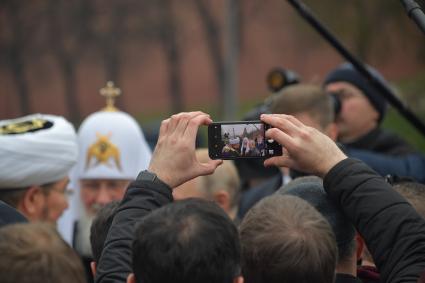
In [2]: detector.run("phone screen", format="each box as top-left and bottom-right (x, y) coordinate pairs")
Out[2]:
(208, 121), (282, 160)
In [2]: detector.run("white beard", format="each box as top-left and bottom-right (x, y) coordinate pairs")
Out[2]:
(74, 209), (95, 258)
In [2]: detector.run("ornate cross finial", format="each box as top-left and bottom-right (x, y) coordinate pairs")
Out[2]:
(100, 81), (121, 112)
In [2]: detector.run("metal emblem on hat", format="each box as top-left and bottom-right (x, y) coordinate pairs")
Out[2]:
(85, 133), (122, 171)
(0, 118), (53, 135)
(100, 81), (121, 112)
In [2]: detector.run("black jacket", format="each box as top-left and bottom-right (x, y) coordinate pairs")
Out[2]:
(324, 158), (425, 283)
(0, 200), (27, 228)
(94, 177), (173, 283)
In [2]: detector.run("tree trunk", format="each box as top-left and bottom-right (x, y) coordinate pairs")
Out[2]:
(193, 0), (226, 117)
(8, 1), (30, 115)
(159, 0), (184, 114)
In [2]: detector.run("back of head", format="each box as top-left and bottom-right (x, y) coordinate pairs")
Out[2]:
(324, 62), (388, 123)
(90, 200), (120, 263)
(0, 223), (86, 283)
(132, 198), (241, 283)
(278, 176), (356, 265)
(240, 194), (337, 283)
(269, 84), (334, 129)
(393, 181), (425, 218)
(196, 149), (241, 211)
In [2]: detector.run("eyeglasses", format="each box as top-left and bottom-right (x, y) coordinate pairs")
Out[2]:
(49, 187), (74, 197)
(330, 89), (358, 101)
(40, 183), (74, 198)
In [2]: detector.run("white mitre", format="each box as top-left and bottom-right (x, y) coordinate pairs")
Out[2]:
(76, 110), (152, 180)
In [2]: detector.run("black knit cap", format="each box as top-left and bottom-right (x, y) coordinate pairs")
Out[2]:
(277, 176), (356, 256)
(324, 63), (388, 123)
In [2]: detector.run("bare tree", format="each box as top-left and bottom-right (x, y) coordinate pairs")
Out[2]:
(157, 0), (184, 113)
(192, 0), (242, 119)
(45, 0), (94, 123)
(0, 1), (33, 115)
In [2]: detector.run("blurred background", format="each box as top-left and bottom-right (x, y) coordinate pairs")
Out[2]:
(1, 0), (424, 151)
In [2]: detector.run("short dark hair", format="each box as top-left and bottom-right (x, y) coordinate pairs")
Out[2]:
(393, 181), (425, 218)
(240, 194), (337, 283)
(270, 84), (334, 128)
(278, 176), (356, 264)
(132, 198), (241, 283)
(90, 201), (120, 263)
(0, 223), (86, 283)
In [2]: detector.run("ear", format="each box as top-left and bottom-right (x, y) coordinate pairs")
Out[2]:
(234, 276), (244, 283)
(127, 273), (136, 283)
(325, 122), (338, 141)
(90, 261), (96, 277)
(19, 186), (45, 221)
(213, 190), (230, 211)
(355, 233), (365, 260)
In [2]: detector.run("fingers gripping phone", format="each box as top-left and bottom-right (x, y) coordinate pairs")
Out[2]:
(208, 121), (283, 160)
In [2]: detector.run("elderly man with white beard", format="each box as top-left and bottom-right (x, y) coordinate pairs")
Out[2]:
(58, 82), (152, 282)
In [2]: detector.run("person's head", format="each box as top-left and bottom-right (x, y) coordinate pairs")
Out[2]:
(324, 63), (388, 142)
(393, 181), (425, 218)
(240, 194), (337, 283)
(173, 149), (241, 219)
(89, 200), (120, 275)
(0, 223), (86, 283)
(269, 84), (338, 140)
(249, 140), (256, 150)
(230, 137), (240, 150)
(129, 198), (242, 283)
(278, 176), (358, 274)
(75, 109), (152, 216)
(0, 114), (78, 223)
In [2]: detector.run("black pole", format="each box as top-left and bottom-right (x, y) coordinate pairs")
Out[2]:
(401, 0), (425, 35)
(286, 0), (425, 137)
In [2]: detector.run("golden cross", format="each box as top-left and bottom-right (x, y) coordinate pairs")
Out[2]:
(100, 81), (121, 111)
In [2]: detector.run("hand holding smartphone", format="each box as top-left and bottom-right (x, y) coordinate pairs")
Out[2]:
(208, 121), (283, 160)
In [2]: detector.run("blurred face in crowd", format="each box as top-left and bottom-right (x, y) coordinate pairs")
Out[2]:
(41, 177), (71, 222)
(326, 82), (378, 143)
(80, 179), (129, 216)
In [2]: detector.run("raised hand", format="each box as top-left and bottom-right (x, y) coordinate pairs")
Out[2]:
(261, 114), (347, 177)
(148, 112), (223, 188)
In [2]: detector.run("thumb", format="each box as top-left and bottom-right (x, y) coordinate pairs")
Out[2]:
(264, 156), (293, 168)
(198, 160), (223, 176)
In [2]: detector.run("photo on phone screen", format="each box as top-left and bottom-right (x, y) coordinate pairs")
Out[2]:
(208, 121), (282, 160)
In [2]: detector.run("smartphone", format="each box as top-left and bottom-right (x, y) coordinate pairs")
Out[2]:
(208, 121), (282, 160)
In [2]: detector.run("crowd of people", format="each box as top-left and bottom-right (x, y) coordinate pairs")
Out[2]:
(1, 62), (425, 283)
(221, 127), (266, 158)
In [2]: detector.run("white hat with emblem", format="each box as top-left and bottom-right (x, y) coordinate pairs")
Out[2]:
(75, 81), (151, 180)
(0, 114), (78, 188)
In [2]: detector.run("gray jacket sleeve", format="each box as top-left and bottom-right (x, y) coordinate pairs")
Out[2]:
(324, 158), (425, 283)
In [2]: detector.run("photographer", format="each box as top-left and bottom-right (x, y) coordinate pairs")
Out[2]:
(94, 112), (233, 283)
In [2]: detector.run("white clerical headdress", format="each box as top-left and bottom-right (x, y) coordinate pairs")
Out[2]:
(0, 114), (78, 188)
(75, 110), (152, 180)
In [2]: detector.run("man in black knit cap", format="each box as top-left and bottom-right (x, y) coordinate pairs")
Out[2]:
(324, 62), (415, 155)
